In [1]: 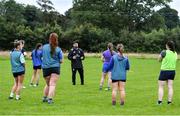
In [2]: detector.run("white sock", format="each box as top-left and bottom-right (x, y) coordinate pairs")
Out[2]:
(10, 92), (14, 97)
(16, 95), (20, 100)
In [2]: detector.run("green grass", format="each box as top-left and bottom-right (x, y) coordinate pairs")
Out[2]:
(0, 57), (180, 115)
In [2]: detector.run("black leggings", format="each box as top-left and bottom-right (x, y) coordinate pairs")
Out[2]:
(72, 68), (84, 85)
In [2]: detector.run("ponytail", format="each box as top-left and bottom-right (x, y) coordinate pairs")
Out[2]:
(107, 43), (113, 56)
(35, 43), (42, 57)
(116, 44), (124, 54)
(49, 33), (58, 57)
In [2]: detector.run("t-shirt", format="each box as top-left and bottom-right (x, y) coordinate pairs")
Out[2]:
(160, 50), (177, 70)
(42, 44), (63, 69)
(31, 49), (43, 66)
(10, 50), (25, 73)
(102, 50), (116, 64)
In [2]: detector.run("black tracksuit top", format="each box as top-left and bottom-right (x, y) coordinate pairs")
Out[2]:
(68, 48), (85, 68)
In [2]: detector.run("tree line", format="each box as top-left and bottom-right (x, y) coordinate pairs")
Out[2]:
(0, 0), (180, 53)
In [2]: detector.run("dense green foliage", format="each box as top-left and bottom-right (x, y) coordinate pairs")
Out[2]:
(0, 0), (180, 52)
(1, 57), (180, 115)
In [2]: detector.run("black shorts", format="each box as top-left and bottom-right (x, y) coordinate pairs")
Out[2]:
(33, 65), (42, 70)
(13, 71), (25, 78)
(112, 79), (126, 83)
(43, 67), (60, 77)
(159, 70), (175, 81)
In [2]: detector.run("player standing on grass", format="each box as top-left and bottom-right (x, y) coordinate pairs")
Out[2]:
(107, 44), (130, 106)
(42, 33), (63, 104)
(68, 42), (85, 85)
(9, 40), (25, 100)
(11, 40), (27, 88)
(30, 43), (43, 87)
(157, 41), (177, 105)
(99, 43), (116, 91)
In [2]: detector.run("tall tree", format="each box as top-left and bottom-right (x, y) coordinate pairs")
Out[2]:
(143, 12), (165, 31)
(158, 6), (179, 29)
(23, 5), (42, 30)
(114, 0), (172, 31)
(71, 0), (115, 30)
(3, 0), (25, 24)
(36, 0), (55, 24)
(36, 0), (54, 13)
(71, 0), (172, 33)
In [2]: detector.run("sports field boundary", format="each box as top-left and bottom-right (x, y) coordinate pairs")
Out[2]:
(0, 51), (179, 59)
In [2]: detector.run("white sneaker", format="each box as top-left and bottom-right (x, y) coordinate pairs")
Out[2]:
(22, 86), (26, 89)
(16, 97), (21, 100)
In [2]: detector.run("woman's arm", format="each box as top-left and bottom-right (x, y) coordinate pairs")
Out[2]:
(158, 50), (166, 62)
(107, 57), (114, 71)
(101, 54), (105, 62)
(59, 50), (64, 64)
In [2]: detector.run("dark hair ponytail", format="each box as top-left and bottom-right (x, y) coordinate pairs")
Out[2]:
(35, 43), (42, 57)
(167, 41), (175, 52)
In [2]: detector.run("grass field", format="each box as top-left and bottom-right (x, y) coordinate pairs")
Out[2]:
(0, 57), (180, 115)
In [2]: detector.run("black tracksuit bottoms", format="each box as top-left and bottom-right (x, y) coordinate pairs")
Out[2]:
(72, 68), (84, 85)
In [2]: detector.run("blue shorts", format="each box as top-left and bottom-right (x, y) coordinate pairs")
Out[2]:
(102, 63), (109, 73)
(159, 70), (175, 81)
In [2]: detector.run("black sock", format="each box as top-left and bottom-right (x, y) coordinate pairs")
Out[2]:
(158, 100), (162, 104)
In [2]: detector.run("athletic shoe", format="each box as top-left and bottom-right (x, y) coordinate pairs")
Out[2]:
(22, 86), (26, 89)
(120, 101), (125, 106)
(112, 101), (116, 106)
(104, 87), (110, 91)
(15, 98), (21, 101)
(29, 83), (33, 87)
(157, 101), (162, 105)
(99, 87), (102, 91)
(167, 101), (172, 105)
(33, 84), (38, 87)
(8, 96), (13, 100)
(42, 97), (48, 102)
(48, 99), (53, 104)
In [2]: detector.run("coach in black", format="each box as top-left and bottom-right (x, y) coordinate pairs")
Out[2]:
(68, 42), (85, 85)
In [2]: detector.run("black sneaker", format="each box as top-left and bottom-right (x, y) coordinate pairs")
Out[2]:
(157, 100), (162, 105)
(30, 83), (33, 87)
(8, 96), (13, 100)
(42, 97), (48, 102)
(112, 101), (116, 106)
(99, 86), (102, 91)
(167, 101), (172, 105)
(120, 101), (125, 106)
